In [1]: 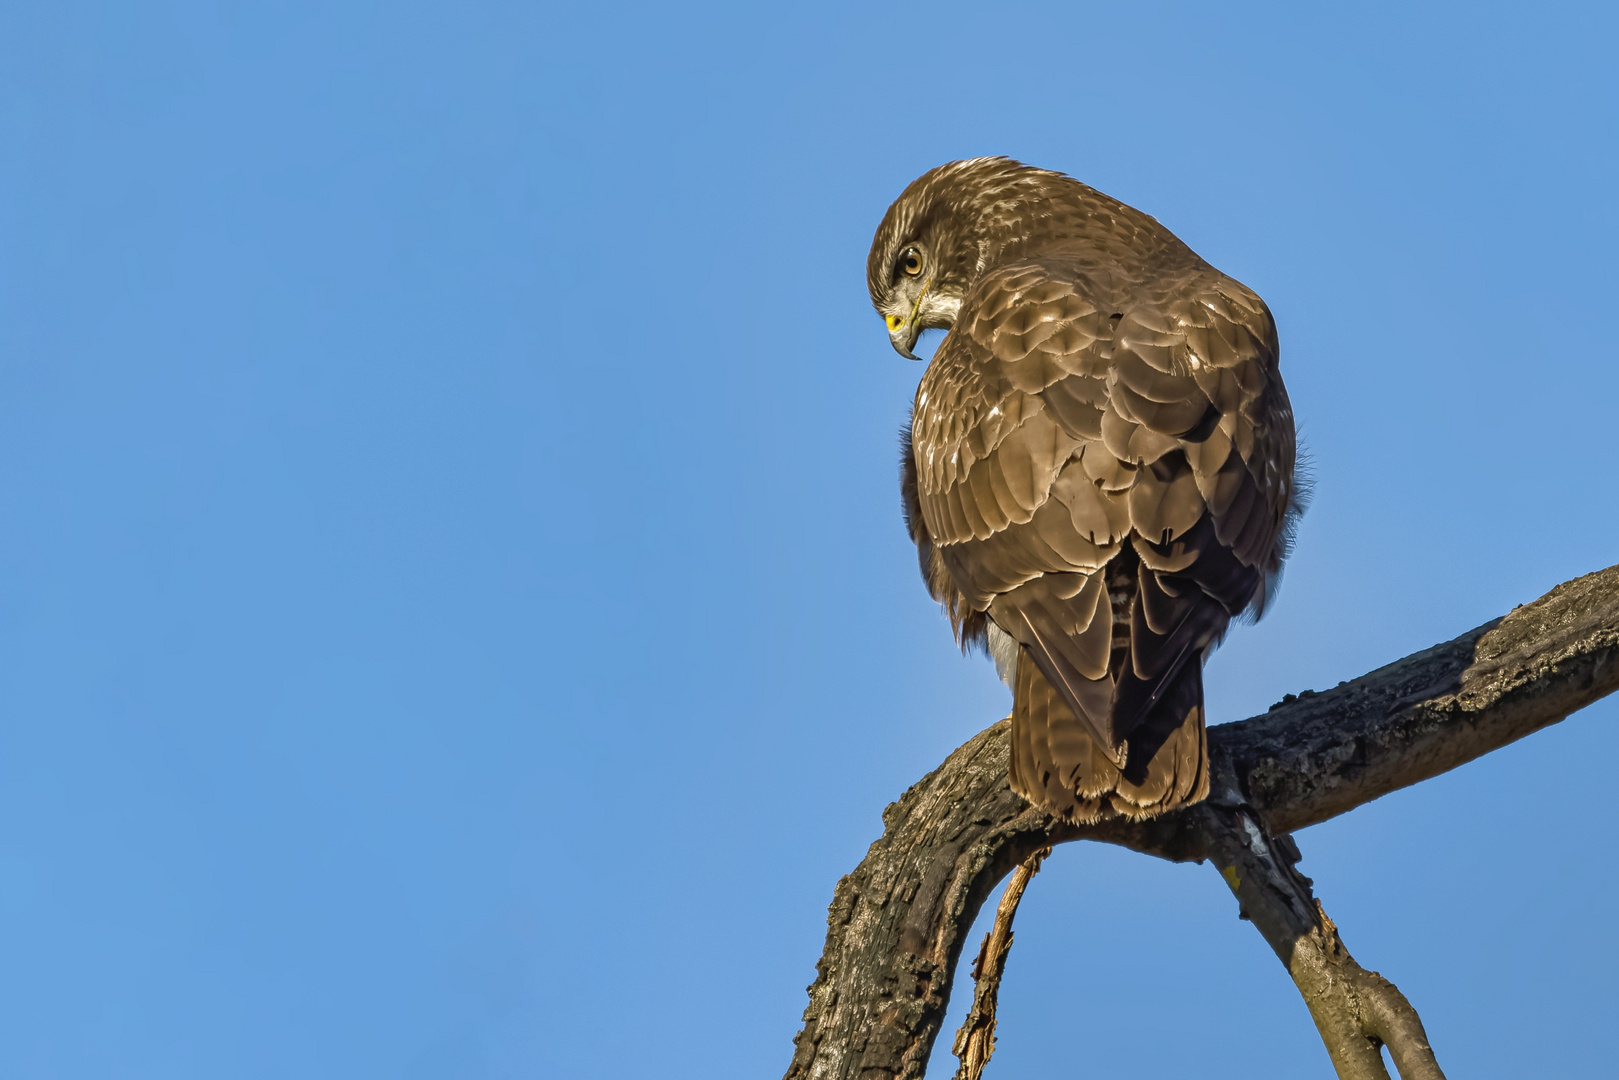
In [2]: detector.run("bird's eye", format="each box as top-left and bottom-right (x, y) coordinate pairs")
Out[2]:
(900, 248), (923, 277)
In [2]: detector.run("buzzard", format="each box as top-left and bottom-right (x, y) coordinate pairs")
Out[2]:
(870, 158), (1302, 821)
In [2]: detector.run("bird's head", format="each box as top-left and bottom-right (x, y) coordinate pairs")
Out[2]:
(866, 156), (1055, 360)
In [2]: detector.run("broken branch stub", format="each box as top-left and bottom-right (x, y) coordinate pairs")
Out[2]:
(950, 845), (1049, 1080)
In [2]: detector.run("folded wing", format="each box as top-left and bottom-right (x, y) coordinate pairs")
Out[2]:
(907, 256), (1299, 818)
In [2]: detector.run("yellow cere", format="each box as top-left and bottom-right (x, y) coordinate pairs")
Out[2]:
(885, 314), (905, 332)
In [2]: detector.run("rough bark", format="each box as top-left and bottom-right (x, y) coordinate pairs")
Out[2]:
(785, 563), (1619, 1080)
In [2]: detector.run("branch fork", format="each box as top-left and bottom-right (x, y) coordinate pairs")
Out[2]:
(786, 564), (1619, 1080)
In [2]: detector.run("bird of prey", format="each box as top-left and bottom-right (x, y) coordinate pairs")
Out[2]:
(870, 157), (1302, 822)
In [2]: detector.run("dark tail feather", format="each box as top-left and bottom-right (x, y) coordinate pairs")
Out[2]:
(1109, 660), (1208, 818)
(1010, 649), (1113, 823)
(1009, 649), (1207, 822)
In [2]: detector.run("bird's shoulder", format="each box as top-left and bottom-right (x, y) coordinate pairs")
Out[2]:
(915, 256), (1276, 460)
(943, 254), (1278, 389)
(912, 254), (1295, 572)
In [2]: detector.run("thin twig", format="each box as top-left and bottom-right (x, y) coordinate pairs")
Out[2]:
(951, 846), (1049, 1080)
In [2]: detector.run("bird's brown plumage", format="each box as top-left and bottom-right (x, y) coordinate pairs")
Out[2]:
(874, 158), (1302, 822)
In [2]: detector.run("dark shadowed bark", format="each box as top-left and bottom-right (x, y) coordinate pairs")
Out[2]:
(785, 564), (1619, 1080)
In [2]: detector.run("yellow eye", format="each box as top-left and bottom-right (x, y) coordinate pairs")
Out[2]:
(900, 248), (923, 277)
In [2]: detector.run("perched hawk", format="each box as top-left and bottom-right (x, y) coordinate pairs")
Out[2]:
(870, 158), (1302, 822)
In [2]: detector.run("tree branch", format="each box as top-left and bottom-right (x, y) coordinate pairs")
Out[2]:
(785, 563), (1619, 1080)
(1198, 804), (1443, 1079)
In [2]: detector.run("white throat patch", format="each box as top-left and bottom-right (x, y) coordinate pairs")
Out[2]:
(919, 290), (962, 326)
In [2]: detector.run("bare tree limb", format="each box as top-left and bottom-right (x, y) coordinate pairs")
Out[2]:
(1198, 804), (1443, 1079)
(950, 846), (1048, 1080)
(784, 563), (1619, 1080)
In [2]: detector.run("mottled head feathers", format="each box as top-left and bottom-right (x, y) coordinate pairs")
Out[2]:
(866, 157), (1179, 358)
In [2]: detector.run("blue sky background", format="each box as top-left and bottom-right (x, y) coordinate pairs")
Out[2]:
(1, 2), (1616, 1077)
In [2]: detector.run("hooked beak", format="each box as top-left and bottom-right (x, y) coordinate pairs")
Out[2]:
(883, 281), (929, 361)
(885, 312), (922, 360)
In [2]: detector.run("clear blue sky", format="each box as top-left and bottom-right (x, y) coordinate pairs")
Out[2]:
(1, 2), (1615, 1077)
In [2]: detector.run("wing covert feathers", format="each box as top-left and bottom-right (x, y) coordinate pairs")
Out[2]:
(906, 250), (1298, 822)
